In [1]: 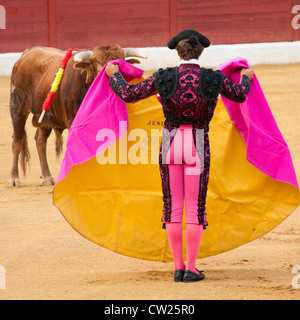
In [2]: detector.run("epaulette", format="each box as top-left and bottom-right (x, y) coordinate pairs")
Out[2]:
(199, 68), (226, 101)
(153, 67), (178, 100)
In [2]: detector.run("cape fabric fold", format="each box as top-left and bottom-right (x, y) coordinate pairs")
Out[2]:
(53, 59), (300, 262)
(218, 57), (299, 189)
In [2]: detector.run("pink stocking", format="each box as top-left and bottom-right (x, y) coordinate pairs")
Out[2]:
(166, 223), (185, 271)
(185, 223), (203, 273)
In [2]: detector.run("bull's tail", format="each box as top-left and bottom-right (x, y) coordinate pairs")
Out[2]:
(54, 129), (64, 159)
(20, 130), (31, 176)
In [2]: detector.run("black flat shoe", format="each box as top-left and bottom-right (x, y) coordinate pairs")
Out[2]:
(183, 269), (205, 282)
(174, 269), (184, 282)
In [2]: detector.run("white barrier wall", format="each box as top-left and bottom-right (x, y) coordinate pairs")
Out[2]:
(0, 52), (22, 76)
(137, 41), (300, 71)
(0, 41), (300, 76)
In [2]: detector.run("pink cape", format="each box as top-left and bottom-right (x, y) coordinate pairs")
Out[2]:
(52, 58), (300, 261)
(55, 60), (144, 185)
(218, 57), (299, 189)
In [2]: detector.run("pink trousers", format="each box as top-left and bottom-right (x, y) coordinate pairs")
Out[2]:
(161, 124), (209, 272)
(160, 124), (209, 227)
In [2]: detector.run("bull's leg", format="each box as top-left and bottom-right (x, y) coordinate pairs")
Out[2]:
(35, 127), (55, 186)
(8, 112), (30, 187)
(9, 134), (23, 187)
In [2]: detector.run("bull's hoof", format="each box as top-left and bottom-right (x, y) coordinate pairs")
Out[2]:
(42, 176), (56, 186)
(8, 178), (21, 188)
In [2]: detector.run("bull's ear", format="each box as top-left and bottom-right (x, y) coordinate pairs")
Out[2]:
(73, 60), (92, 70)
(73, 60), (95, 84)
(125, 58), (141, 65)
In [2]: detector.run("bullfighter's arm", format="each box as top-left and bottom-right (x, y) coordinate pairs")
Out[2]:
(109, 72), (157, 103)
(219, 74), (251, 103)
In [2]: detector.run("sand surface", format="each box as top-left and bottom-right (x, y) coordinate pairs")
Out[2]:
(0, 64), (300, 300)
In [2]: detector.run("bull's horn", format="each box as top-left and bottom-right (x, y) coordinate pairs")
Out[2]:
(74, 50), (93, 62)
(124, 48), (147, 59)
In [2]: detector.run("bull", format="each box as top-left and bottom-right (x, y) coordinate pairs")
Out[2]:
(8, 45), (146, 187)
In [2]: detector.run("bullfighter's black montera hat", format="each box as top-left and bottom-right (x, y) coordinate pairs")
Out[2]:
(167, 30), (211, 49)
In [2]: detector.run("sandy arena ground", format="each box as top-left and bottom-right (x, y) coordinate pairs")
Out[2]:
(0, 64), (300, 300)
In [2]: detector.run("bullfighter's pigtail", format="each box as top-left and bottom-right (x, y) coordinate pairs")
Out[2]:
(38, 48), (74, 123)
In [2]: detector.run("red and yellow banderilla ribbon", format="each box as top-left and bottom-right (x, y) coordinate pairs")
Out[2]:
(38, 48), (74, 123)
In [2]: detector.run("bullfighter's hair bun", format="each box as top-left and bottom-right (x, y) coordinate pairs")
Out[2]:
(167, 30), (211, 49)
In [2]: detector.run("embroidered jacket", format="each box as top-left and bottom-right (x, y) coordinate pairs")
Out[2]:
(109, 63), (251, 130)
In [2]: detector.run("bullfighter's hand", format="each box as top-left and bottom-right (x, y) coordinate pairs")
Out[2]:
(240, 68), (254, 80)
(105, 63), (120, 77)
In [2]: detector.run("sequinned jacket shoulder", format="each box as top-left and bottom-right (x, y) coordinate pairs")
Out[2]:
(199, 69), (226, 101)
(153, 67), (178, 99)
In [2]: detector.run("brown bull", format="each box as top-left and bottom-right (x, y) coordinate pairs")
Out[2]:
(9, 45), (146, 187)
